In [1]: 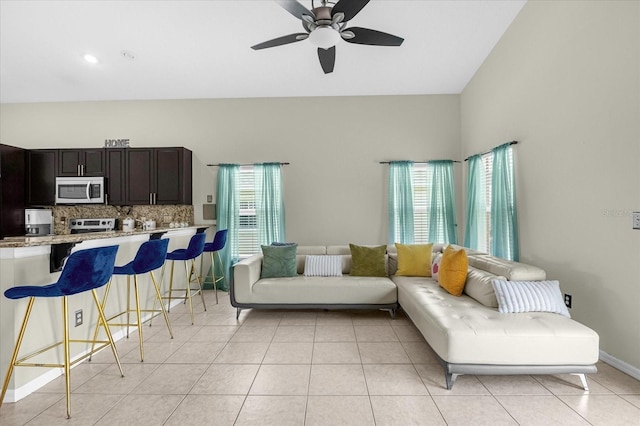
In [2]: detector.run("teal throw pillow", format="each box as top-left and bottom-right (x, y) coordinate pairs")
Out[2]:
(261, 244), (298, 278)
(349, 244), (387, 277)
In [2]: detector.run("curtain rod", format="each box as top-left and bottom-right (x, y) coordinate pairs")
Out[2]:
(379, 160), (461, 164)
(206, 162), (290, 167)
(464, 141), (518, 161)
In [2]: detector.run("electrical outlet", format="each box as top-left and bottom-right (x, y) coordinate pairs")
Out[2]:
(207, 194), (213, 203)
(75, 309), (83, 327)
(633, 212), (640, 230)
(564, 294), (572, 309)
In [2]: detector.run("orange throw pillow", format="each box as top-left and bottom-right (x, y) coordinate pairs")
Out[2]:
(438, 246), (468, 296)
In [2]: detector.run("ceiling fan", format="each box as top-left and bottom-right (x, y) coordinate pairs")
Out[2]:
(251, 0), (404, 74)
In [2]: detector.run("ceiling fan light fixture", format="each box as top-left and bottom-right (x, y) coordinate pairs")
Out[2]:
(308, 25), (340, 49)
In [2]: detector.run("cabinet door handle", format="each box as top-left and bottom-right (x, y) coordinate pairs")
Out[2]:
(77, 164), (81, 176)
(81, 164), (85, 176)
(150, 193), (153, 205)
(105, 193), (108, 205)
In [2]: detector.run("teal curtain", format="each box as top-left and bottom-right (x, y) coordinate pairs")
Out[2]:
(388, 161), (414, 244)
(428, 160), (457, 244)
(254, 163), (285, 245)
(463, 154), (487, 251)
(215, 164), (239, 290)
(491, 143), (519, 260)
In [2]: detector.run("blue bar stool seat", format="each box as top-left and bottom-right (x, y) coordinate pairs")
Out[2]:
(90, 238), (173, 362)
(0, 246), (122, 419)
(162, 232), (207, 324)
(200, 229), (228, 304)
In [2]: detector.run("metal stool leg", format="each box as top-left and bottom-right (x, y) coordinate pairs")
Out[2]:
(132, 275), (144, 361)
(211, 251), (218, 304)
(184, 260), (195, 324)
(193, 258), (207, 311)
(149, 270), (173, 338)
(0, 297), (35, 407)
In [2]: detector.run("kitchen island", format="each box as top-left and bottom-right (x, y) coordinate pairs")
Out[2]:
(0, 225), (213, 403)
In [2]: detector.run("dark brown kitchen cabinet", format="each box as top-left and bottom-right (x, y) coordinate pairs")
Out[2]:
(0, 144), (26, 238)
(105, 148), (127, 205)
(58, 149), (105, 176)
(126, 147), (192, 205)
(27, 149), (57, 206)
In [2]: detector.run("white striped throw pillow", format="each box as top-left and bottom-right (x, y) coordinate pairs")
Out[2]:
(491, 280), (570, 317)
(304, 255), (343, 277)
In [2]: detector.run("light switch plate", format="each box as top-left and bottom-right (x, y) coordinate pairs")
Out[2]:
(633, 212), (640, 230)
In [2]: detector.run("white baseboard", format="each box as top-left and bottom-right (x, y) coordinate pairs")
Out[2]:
(600, 350), (640, 381)
(4, 299), (184, 403)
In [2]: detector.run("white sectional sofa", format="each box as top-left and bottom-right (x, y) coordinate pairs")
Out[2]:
(232, 244), (600, 389)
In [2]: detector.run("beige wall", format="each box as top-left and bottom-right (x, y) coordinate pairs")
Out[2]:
(461, 1), (640, 370)
(0, 95), (462, 245)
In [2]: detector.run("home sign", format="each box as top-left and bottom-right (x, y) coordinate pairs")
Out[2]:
(104, 139), (130, 148)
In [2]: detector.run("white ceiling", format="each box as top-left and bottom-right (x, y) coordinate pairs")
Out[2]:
(0, 0), (526, 104)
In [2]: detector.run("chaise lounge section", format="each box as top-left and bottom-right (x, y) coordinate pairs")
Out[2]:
(389, 245), (600, 389)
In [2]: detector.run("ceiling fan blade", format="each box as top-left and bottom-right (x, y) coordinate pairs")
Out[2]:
(276, 0), (315, 21)
(251, 33), (308, 50)
(317, 46), (336, 74)
(343, 27), (404, 46)
(332, 0), (370, 22)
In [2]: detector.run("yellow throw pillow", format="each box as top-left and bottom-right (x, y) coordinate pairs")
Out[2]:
(395, 243), (433, 277)
(438, 246), (469, 296)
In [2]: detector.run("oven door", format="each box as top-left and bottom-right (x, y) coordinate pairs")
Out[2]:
(55, 177), (105, 204)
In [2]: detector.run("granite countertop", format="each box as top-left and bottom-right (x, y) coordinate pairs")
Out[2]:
(0, 225), (213, 249)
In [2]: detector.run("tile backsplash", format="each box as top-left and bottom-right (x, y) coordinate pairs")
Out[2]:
(50, 205), (194, 235)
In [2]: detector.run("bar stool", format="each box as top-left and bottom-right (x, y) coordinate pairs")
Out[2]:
(0, 246), (122, 419)
(90, 238), (173, 362)
(200, 229), (228, 304)
(162, 232), (207, 324)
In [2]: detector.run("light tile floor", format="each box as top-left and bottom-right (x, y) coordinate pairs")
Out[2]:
(1, 291), (639, 425)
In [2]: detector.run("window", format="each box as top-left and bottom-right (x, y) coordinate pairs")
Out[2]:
(238, 166), (258, 257)
(472, 149), (515, 253)
(390, 161), (457, 244)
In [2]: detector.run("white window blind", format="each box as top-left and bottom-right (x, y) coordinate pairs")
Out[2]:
(412, 164), (429, 243)
(238, 166), (258, 257)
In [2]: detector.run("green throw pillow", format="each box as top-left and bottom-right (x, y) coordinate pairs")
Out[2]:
(261, 244), (298, 278)
(349, 244), (387, 277)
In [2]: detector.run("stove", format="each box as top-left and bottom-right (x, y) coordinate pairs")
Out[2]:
(69, 218), (116, 234)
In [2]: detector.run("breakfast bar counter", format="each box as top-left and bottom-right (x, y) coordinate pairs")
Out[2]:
(0, 225), (208, 249)
(0, 225), (213, 403)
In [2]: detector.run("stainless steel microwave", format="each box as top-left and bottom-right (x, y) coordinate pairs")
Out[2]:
(55, 176), (105, 204)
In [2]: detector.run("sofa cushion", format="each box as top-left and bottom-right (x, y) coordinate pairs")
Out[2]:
(395, 243), (433, 277)
(467, 255), (546, 281)
(464, 266), (504, 308)
(491, 280), (571, 317)
(431, 253), (443, 281)
(438, 246), (468, 296)
(261, 244), (298, 278)
(304, 255), (343, 277)
(349, 244), (387, 277)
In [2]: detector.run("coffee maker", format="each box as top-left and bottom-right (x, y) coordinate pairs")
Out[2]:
(25, 208), (53, 236)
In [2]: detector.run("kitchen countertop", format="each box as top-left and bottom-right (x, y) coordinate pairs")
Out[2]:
(0, 225), (213, 248)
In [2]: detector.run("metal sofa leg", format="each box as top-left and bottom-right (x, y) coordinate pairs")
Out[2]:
(389, 308), (397, 319)
(444, 371), (459, 390)
(574, 373), (589, 391)
(236, 307), (242, 320)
